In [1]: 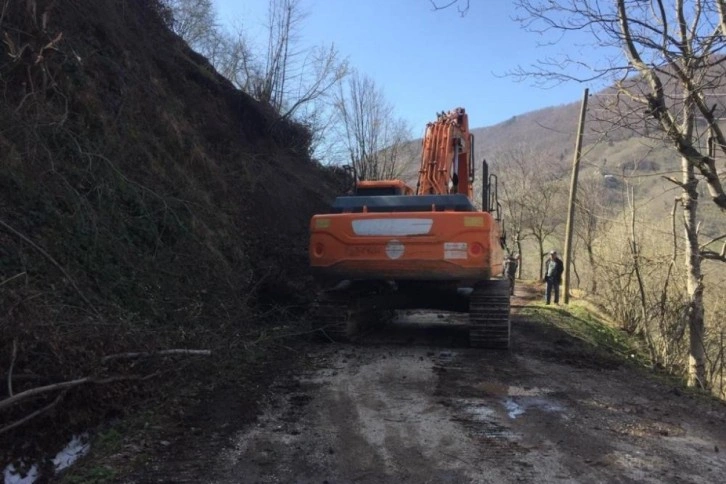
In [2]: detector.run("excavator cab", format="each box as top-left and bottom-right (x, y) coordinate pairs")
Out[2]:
(354, 180), (414, 196)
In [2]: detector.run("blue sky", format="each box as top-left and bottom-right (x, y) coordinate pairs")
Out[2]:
(213, 0), (603, 133)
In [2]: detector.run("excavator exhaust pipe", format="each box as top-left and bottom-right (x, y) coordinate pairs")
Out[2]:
(481, 159), (489, 212)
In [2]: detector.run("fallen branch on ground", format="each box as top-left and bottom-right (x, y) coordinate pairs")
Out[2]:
(0, 346), (211, 434)
(0, 391), (68, 435)
(101, 349), (212, 363)
(0, 371), (159, 435)
(7, 338), (17, 397)
(0, 374), (153, 411)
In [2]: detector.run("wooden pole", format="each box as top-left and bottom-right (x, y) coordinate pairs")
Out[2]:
(563, 88), (588, 304)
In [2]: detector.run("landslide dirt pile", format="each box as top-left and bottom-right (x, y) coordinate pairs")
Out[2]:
(0, 0), (337, 464)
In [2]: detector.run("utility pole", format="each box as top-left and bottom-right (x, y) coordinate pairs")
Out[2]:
(563, 88), (588, 304)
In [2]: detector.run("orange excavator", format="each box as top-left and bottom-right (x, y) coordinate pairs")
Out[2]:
(309, 107), (510, 348)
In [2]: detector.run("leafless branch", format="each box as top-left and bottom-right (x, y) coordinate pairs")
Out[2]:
(0, 0), (9, 28)
(0, 272), (26, 288)
(429, 0), (470, 16)
(700, 235), (726, 262)
(699, 233), (726, 251)
(334, 70), (412, 180)
(0, 375), (146, 412)
(7, 339), (17, 397)
(101, 349), (212, 363)
(662, 175), (686, 189)
(659, 198), (679, 317)
(0, 391), (67, 435)
(429, 0), (457, 10)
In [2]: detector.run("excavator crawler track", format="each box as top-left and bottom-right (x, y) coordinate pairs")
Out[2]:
(469, 279), (511, 349)
(311, 284), (398, 343)
(311, 293), (356, 342)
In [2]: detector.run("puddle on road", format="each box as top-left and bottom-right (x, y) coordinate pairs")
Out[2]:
(503, 396), (565, 419)
(456, 383), (566, 421)
(458, 399), (497, 422)
(452, 398), (516, 442)
(504, 398), (526, 419)
(469, 383), (566, 420)
(508, 385), (547, 397)
(475, 383), (549, 398)
(437, 351), (458, 361)
(474, 381), (510, 396)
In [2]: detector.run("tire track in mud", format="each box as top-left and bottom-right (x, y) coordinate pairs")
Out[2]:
(121, 297), (726, 484)
(428, 309), (726, 484)
(215, 345), (508, 483)
(431, 346), (554, 483)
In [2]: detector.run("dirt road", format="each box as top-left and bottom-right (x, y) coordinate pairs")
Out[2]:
(124, 289), (726, 483)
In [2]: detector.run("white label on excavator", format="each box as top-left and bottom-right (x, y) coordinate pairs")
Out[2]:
(385, 240), (405, 259)
(352, 219), (433, 236)
(444, 242), (467, 259)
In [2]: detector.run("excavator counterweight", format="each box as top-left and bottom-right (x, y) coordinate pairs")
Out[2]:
(309, 108), (510, 348)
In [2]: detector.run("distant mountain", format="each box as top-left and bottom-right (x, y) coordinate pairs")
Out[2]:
(401, 90), (725, 212)
(472, 102), (582, 168)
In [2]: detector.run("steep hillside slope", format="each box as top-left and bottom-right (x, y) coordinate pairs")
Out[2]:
(473, 102), (581, 165)
(0, 0), (336, 464)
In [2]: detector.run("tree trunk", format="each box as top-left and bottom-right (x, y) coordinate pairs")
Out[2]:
(515, 237), (523, 280)
(587, 242), (597, 294)
(681, 156), (707, 388)
(537, 238), (545, 279)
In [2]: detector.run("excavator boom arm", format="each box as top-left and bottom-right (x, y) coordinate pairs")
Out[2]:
(417, 107), (474, 198)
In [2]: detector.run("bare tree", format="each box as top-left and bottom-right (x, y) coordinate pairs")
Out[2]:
(163, 0), (347, 159)
(164, 0), (217, 47)
(493, 147), (567, 279)
(507, 0), (726, 388)
(252, 0), (348, 120)
(574, 173), (615, 294)
(432, 0), (726, 389)
(528, 176), (567, 279)
(494, 146), (536, 277)
(510, 1), (726, 211)
(163, 0), (256, 90)
(164, 0), (347, 123)
(334, 71), (413, 181)
(493, 145), (566, 278)
(208, 25), (256, 91)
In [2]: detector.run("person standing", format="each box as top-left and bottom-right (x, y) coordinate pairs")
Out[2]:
(503, 253), (519, 295)
(544, 250), (564, 305)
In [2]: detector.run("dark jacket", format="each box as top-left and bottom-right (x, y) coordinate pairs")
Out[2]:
(503, 257), (518, 278)
(545, 257), (563, 284)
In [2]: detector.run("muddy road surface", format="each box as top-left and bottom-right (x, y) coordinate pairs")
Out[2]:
(127, 291), (726, 483)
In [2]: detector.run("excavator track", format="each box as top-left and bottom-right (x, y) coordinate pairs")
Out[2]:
(469, 279), (511, 349)
(311, 285), (396, 343)
(311, 292), (356, 342)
